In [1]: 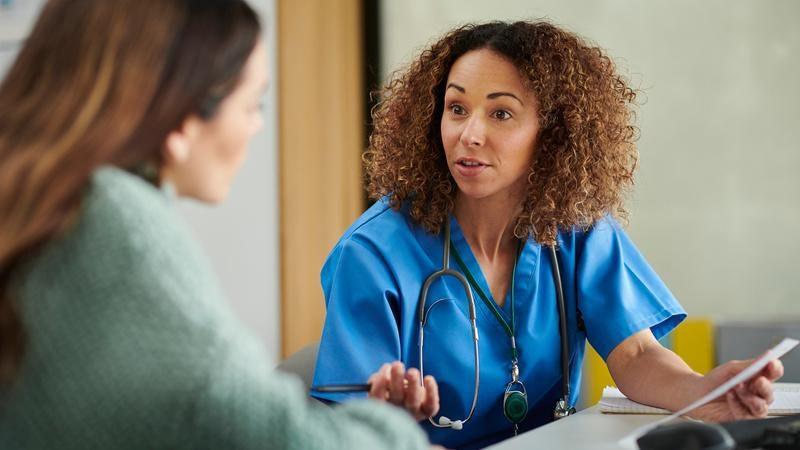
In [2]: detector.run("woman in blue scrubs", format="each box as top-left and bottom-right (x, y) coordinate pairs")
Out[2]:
(311, 21), (783, 449)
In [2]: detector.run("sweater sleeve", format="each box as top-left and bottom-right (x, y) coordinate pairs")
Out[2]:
(185, 327), (430, 450)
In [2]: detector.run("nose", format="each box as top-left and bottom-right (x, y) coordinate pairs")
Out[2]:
(460, 115), (486, 148)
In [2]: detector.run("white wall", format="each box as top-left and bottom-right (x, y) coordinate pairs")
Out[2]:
(1, 0), (281, 358)
(0, 1), (43, 77)
(380, 1), (800, 321)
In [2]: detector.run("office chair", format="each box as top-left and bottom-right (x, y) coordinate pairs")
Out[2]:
(276, 342), (319, 394)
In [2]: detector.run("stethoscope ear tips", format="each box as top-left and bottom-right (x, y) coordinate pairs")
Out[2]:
(438, 416), (464, 430)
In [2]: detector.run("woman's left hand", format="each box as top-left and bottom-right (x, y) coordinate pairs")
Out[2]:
(689, 358), (784, 422)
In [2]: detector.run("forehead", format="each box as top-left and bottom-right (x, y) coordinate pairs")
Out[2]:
(445, 48), (529, 95)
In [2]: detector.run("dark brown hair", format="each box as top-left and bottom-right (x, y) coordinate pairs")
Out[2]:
(0, 0), (261, 382)
(364, 21), (639, 244)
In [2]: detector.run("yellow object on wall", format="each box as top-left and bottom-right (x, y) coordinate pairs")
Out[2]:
(582, 344), (614, 407)
(672, 317), (715, 375)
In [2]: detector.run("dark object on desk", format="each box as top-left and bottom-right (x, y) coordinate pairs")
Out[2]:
(721, 413), (800, 449)
(637, 421), (735, 450)
(637, 414), (800, 450)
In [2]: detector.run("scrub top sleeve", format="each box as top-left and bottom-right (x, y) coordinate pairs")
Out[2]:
(576, 218), (686, 360)
(311, 238), (402, 403)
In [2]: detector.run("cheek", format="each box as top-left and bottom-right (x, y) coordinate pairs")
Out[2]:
(217, 116), (253, 163)
(508, 130), (538, 163)
(440, 120), (460, 154)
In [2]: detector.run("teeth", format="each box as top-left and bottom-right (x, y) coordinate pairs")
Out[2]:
(461, 161), (481, 167)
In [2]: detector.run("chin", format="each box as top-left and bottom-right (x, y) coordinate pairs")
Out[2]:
(193, 185), (229, 204)
(454, 184), (494, 201)
(206, 190), (229, 204)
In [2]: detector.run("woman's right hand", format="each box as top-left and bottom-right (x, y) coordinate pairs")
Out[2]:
(367, 361), (440, 421)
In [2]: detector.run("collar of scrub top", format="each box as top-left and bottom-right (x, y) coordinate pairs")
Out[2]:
(452, 233), (576, 421)
(449, 231), (531, 433)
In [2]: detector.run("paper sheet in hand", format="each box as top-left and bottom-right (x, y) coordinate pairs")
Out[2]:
(618, 337), (799, 449)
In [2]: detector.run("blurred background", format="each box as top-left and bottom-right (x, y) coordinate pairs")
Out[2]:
(3, 0), (799, 406)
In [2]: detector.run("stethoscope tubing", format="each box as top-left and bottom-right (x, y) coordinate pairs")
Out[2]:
(417, 220), (574, 431)
(549, 246), (572, 404)
(418, 220), (480, 428)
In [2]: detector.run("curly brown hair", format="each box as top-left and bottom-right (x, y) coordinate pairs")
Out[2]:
(364, 20), (639, 246)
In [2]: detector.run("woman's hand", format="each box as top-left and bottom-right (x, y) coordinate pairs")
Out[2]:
(689, 358), (784, 422)
(367, 361), (440, 421)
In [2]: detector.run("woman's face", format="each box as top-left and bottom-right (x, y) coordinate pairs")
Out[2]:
(164, 40), (269, 203)
(440, 48), (540, 204)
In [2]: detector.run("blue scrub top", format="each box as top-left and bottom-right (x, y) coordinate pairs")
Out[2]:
(311, 198), (685, 450)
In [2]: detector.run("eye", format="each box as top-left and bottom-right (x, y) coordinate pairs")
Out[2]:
(448, 103), (466, 116)
(250, 101), (264, 113)
(492, 110), (512, 120)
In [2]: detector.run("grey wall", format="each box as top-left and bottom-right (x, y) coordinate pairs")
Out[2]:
(380, 0), (800, 321)
(1, 0), (281, 359)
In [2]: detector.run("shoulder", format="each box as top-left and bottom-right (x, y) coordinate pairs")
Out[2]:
(329, 197), (417, 257)
(82, 166), (186, 248)
(321, 197), (420, 286)
(19, 166), (222, 316)
(339, 197), (416, 244)
(557, 215), (627, 254)
(88, 166), (201, 257)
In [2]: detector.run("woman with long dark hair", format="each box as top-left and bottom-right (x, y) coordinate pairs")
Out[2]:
(0, 1), (433, 448)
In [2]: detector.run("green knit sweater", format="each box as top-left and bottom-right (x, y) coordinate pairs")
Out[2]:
(0, 167), (429, 450)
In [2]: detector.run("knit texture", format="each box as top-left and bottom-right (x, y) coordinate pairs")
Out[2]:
(0, 167), (429, 450)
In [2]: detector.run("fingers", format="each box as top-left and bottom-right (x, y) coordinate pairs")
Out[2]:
(388, 362), (406, 405)
(732, 376), (772, 417)
(720, 359), (751, 380)
(367, 362), (439, 420)
(421, 375), (440, 418)
(743, 357), (783, 382)
(748, 376), (774, 405)
(716, 356), (783, 379)
(404, 368), (424, 419)
(726, 390), (750, 420)
(368, 363), (391, 401)
(763, 359), (784, 382)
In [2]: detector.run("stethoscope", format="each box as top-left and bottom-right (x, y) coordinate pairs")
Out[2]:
(417, 220), (576, 434)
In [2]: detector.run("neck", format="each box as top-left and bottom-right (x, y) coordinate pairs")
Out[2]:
(453, 191), (522, 263)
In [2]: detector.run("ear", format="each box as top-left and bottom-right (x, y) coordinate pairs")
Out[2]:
(164, 116), (203, 164)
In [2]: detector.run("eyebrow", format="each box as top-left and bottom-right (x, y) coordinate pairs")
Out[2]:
(487, 92), (523, 105)
(446, 83), (524, 106)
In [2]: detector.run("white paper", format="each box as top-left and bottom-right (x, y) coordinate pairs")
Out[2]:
(601, 383), (800, 415)
(619, 337), (799, 449)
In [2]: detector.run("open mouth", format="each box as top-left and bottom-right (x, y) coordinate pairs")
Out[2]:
(456, 158), (488, 167)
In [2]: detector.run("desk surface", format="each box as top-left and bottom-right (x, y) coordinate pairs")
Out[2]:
(487, 406), (661, 450)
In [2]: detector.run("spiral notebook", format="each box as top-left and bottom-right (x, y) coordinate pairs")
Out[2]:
(599, 383), (800, 416)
